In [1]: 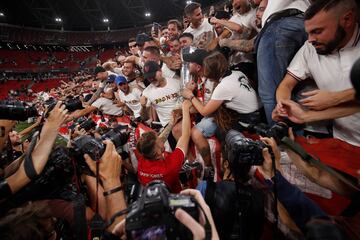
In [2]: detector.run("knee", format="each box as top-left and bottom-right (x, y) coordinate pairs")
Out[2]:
(191, 127), (204, 141)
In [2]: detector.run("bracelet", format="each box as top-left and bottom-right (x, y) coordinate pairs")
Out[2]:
(189, 95), (195, 101)
(103, 185), (123, 197)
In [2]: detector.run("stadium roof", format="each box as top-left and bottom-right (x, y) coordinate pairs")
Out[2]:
(0, 0), (222, 31)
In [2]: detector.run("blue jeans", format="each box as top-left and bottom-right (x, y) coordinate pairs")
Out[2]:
(195, 117), (217, 138)
(257, 16), (307, 125)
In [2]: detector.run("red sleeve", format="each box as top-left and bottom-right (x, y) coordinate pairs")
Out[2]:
(165, 148), (185, 172)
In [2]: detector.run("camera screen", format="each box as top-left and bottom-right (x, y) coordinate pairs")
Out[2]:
(169, 198), (193, 207)
(130, 225), (166, 240)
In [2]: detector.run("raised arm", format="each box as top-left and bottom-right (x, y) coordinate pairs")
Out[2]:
(175, 100), (192, 155)
(182, 88), (223, 117)
(6, 102), (68, 194)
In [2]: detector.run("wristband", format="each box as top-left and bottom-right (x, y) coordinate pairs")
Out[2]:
(103, 185), (123, 197)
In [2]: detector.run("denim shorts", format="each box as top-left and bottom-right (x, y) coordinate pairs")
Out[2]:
(195, 117), (217, 138)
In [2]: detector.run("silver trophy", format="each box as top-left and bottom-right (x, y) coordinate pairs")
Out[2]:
(180, 46), (197, 89)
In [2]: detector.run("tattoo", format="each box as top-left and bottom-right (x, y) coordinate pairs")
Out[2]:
(238, 38), (254, 52)
(158, 122), (174, 143)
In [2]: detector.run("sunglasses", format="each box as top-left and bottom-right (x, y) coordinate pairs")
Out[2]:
(129, 44), (138, 48)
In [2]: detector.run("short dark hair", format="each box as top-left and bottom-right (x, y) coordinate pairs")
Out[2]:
(305, 0), (356, 20)
(136, 131), (157, 160)
(167, 19), (183, 31)
(128, 37), (136, 43)
(143, 46), (161, 56)
(179, 32), (194, 40)
(184, 2), (201, 16)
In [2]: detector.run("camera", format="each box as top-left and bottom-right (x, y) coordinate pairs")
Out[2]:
(0, 100), (38, 121)
(78, 118), (96, 131)
(226, 129), (267, 166)
(45, 96), (83, 113)
(239, 121), (289, 144)
(73, 125), (129, 160)
(126, 180), (199, 240)
(179, 160), (203, 185)
(69, 117), (96, 133)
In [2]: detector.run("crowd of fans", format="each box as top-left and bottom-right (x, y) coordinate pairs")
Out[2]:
(0, 0), (360, 239)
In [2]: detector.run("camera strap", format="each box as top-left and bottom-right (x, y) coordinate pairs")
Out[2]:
(281, 137), (360, 192)
(270, 151), (280, 239)
(24, 131), (39, 180)
(89, 160), (105, 239)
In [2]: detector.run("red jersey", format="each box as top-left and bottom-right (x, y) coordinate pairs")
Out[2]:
(136, 148), (185, 193)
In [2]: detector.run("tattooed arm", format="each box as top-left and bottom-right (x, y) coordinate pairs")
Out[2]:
(219, 37), (255, 53)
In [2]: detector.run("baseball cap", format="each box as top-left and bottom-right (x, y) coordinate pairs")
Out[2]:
(115, 75), (127, 85)
(94, 66), (106, 76)
(183, 49), (211, 66)
(143, 61), (161, 80)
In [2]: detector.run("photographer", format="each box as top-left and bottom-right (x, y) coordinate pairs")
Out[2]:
(84, 140), (127, 232)
(256, 136), (328, 233)
(7, 117), (41, 161)
(0, 101), (68, 199)
(112, 188), (219, 240)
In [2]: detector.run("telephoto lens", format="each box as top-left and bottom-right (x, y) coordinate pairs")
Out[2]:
(0, 100), (38, 121)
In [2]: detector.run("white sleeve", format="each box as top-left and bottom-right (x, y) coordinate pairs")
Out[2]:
(133, 88), (142, 99)
(211, 83), (232, 101)
(287, 43), (312, 81)
(142, 89), (152, 107)
(91, 97), (104, 109)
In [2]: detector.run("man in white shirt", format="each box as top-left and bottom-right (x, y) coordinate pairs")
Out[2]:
(142, 46), (179, 80)
(274, 0), (360, 146)
(256, 0), (310, 124)
(140, 61), (181, 127)
(183, 2), (216, 49)
(115, 75), (142, 119)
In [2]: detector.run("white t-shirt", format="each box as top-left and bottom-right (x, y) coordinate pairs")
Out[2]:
(262, 0), (310, 27)
(142, 77), (181, 126)
(230, 8), (259, 35)
(227, 8), (258, 64)
(211, 71), (262, 113)
(118, 88), (142, 118)
(162, 63), (178, 79)
(287, 26), (360, 146)
(184, 19), (215, 48)
(91, 97), (123, 116)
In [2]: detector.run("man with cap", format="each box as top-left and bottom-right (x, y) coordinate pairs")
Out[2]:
(86, 66), (118, 105)
(67, 67), (123, 120)
(115, 75), (142, 120)
(183, 49), (214, 105)
(140, 61), (181, 127)
(182, 49), (215, 167)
